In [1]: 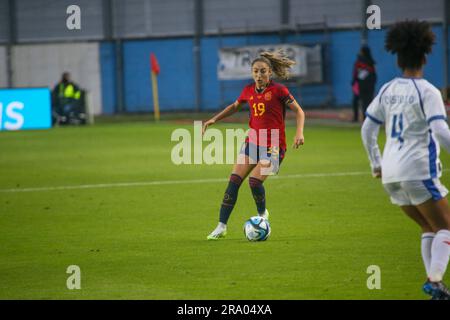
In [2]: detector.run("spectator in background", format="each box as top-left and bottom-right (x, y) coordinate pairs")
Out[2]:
(351, 74), (360, 122)
(52, 72), (82, 125)
(351, 45), (377, 122)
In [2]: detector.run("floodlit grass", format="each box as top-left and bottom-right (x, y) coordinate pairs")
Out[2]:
(0, 121), (448, 299)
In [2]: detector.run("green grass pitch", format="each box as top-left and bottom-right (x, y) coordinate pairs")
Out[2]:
(0, 121), (448, 299)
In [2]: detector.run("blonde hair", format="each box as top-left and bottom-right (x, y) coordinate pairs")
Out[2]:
(252, 49), (296, 80)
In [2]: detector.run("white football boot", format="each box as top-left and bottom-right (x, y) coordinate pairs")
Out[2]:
(206, 223), (227, 240)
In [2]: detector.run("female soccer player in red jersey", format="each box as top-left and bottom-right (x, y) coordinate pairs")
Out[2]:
(203, 50), (305, 240)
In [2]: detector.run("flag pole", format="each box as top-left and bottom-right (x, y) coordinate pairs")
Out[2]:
(150, 53), (160, 121)
(151, 70), (160, 121)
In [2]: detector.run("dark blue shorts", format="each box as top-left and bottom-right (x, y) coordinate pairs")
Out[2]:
(239, 142), (286, 174)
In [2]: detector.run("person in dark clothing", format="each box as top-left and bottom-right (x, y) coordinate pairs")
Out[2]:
(52, 72), (84, 125)
(351, 45), (377, 122)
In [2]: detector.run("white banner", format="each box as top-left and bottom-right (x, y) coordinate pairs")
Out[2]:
(218, 44), (308, 80)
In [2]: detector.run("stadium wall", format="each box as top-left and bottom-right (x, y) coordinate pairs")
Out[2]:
(10, 43), (102, 115)
(123, 39), (196, 113)
(100, 43), (117, 115)
(0, 0), (447, 114)
(101, 32), (337, 113)
(367, 25), (445, 92)
(100, 25), (449, 113)
(0, 46), (7, 87)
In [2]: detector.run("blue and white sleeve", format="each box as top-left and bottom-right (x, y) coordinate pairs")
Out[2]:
(365, 84), (388, 124)
(430, 119), (450, 153)
(361, 117), (382, 170)
(424, 86), (447, 125)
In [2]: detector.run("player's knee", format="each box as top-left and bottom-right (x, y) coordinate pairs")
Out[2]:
(259, 159), (271, 168)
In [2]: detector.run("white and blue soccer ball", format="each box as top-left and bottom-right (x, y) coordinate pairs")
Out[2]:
(243, 216), (271, 241)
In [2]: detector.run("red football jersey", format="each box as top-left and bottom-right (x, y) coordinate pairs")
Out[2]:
(237, 80), (294, 150)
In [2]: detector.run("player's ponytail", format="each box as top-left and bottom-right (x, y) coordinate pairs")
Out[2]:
(252, 50), (296, 80)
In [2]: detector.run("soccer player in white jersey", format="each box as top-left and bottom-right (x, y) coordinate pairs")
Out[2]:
(361, 20), (450, 300)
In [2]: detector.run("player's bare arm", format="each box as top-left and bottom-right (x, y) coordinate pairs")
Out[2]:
(287, 99), (305, 148)
(202, 101), (242, 135)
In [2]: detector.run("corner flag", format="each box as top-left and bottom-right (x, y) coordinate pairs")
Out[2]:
(150, 53), (160, 121)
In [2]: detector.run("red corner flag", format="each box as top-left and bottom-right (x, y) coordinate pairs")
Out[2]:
(150, 53), (160, 75)
(150, 53), (160, 121)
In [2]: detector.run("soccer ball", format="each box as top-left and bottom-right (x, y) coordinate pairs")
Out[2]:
(243, 216), (271, 241)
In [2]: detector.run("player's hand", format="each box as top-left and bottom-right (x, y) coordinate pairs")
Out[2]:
(372, 167), (382, 178)
(293, 133), (304, 149)
(202, 119), (215, 135)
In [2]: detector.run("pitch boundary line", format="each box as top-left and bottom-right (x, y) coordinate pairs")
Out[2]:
(0, 171), (372, 193)
(1, 170), (448, 193)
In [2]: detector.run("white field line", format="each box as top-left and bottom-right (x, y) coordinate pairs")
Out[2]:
(0, 171), (372, 193)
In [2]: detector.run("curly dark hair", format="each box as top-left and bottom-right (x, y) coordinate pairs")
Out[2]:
(385, 20), (435, 70)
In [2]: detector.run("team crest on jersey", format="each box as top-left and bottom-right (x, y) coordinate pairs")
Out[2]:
(264, 92), (272, 101)
(250, 96), (254, 100)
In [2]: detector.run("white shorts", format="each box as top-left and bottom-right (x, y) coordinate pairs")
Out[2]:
(383, 179), (449, 206)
